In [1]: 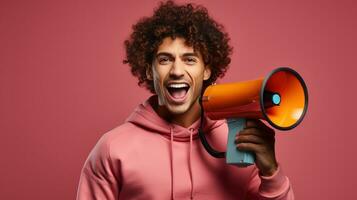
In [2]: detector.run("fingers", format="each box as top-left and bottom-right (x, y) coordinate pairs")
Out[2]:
(245, 119), (275, 136)
(235, 120), (278, 176)
(235, 119), (276, 149)
(235, 134), (265, 145)
(235, 142), (262, 153)
(238, 127), (275, 143)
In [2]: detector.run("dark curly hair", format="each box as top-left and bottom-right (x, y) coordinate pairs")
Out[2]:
(123, 0), (233, 93)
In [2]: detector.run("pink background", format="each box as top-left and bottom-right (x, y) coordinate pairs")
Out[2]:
(1, 0), (356, 199)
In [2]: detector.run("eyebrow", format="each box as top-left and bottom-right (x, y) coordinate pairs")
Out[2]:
(182, 52), (199, 57)
(156, 52), (199, 58)
(156, 52), (173, 58)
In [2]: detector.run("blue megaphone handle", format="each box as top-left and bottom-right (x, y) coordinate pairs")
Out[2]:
(226, 118), (255, 167)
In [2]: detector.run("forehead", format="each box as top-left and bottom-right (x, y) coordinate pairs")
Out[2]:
(156, 37), (198, 55)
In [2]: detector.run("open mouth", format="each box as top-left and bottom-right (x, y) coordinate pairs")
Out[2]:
(166, 83), (190, 100)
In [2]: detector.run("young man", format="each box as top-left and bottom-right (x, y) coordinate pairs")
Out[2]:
(77, 1), (294, 199)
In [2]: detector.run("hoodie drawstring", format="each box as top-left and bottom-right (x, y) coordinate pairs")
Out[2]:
(170, 128), (175, 200)
(188, 128), (194, 199)
(170, 128), (195, 200)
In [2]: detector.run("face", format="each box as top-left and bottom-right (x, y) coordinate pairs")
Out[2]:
(147, 37), (211, 117)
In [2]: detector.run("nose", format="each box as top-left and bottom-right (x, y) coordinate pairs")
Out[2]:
(169, 60), (185, 78)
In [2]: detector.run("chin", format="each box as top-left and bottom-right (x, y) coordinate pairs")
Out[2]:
(166, 103), (191, 115)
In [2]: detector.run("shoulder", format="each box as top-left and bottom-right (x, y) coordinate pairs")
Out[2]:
(92, 121), (159, 159)
(96, 122), (145, 150)
(83, 122), (144, 168)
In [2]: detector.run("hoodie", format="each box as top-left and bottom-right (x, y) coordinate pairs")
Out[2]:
(77, 96), (294, 199)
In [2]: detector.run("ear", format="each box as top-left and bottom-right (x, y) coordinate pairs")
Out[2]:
(146, 65), (153, 80)
(203, 66), (211, 81)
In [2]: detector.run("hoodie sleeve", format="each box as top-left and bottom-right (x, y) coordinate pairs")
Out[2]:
(245, 164), (294, 200)
(76, 134), (121, 200)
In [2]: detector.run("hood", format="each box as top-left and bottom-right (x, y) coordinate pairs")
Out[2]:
(126, 95), (225, 142)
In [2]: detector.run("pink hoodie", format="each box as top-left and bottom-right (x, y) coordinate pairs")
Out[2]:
(77, 96), (294, 199)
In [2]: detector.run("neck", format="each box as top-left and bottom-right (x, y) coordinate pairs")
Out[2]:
(153, 99), (201, 128)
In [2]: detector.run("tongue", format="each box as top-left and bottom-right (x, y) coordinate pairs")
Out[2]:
(171, 88), (187, 99)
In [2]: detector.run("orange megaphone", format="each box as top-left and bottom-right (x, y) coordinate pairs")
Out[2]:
(198, 67), (308, 166)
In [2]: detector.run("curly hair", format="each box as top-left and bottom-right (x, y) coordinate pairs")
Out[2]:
(123, 0), (233, 93)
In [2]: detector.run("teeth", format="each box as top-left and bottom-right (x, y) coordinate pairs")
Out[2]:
(167, 83), (189, 88)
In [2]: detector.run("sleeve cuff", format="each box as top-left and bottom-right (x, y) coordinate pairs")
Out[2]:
(258, 164), (291, 198)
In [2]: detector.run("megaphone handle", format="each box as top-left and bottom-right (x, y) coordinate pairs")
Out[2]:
(226, 118), (255, 167)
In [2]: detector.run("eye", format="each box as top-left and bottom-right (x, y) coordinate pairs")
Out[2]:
(184, 57), (197, 65)
(158, 56), (171, 65)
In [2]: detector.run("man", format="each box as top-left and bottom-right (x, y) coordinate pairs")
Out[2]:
(77, 1), (294, 199)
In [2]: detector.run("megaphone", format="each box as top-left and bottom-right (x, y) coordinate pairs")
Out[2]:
(199, 67), (308, 167)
